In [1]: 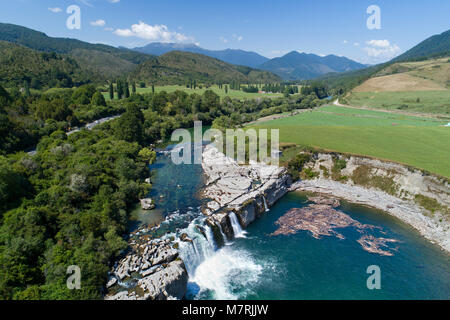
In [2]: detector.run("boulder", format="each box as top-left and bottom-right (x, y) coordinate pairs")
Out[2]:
(140, 198), (156, 210)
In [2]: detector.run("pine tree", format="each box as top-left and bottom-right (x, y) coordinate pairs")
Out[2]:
(109, 83), (114, 100)
(23, 80), (30, 97)
(117, 80), (123, 100)
(152, 84), (155, 93)
(125, 83), (130, 98)
(132, 82), (136, 94)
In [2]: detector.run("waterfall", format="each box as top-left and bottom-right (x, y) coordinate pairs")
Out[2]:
(229, 212), (247, 239)
(263, 195), (270, 212)
(217, 223), (229, 245)
(177, 219), (216, 276)
(176, 212), (261, 300)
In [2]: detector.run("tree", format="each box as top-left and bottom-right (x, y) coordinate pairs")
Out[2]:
(132, 82), (136, 94)
(109, 83), (114, 100)
(115, 103), (144, 144)
(91, 91), (106, 107)
(0, 84), (11, 108)
(116, 80), (123, 100)
(138, 148), (156, 164)
(151, 84), (155, 93)
(23, 81), (31, 97)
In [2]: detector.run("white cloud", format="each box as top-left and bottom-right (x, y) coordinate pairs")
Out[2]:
(48, 7), (62, 13)
(104, 27), (114, 31)
(363, 39), (401, 60)
(354, 42), (360, 47)
(220, 36), (228, 44)
(232, 34), (243, 42)
(91, 19), (106, 27)
(366, 39), (391, 48)
(77, 0), (94, 7)
(114, 21), (192, 43)
(109, 0), (120, 3)
(343, 40), (348, 44)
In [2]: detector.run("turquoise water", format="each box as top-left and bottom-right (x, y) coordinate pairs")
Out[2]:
(137, 152), (450, 300)
(204, 192), (450, 300)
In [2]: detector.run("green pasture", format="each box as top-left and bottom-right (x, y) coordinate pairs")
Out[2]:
(250, 105), (450, 177)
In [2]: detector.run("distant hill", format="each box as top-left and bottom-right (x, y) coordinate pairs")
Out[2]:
(132, 42), (269, 68)
(130, 51), (281, 85)
(259, 51), (367, 80)
(0, 41), (96, 88)
(393, 29), (450, 62)
(0, 23), (152, 79)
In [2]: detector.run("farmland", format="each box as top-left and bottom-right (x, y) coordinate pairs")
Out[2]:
(345, 57), (450, 116)
(250, 105), (450, 177)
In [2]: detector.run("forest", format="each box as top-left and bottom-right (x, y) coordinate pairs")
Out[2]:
(0, 81), (328, 299)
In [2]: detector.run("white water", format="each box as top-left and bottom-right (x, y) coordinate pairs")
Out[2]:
(229, 212), (247, 238)
(188, 246), (263, 300)
(177, 219), (216, 276)
(263, 196), (270, 212)
(177, 213), (261, 300)
(217, 223), (230, 245)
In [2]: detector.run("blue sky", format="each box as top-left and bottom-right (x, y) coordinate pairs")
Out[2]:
(1, 0), (449, 64)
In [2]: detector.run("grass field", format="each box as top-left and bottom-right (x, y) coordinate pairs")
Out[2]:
(346, 91), (450, 115)
(347, 56), (450, 116)
(250, 105), (450, 177)
(103, 84), (283, 101)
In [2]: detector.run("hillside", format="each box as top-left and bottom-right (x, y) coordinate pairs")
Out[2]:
(346, 56), (450, 115)
(130, 51), (281, 85)
(394, 29), (450, 62)
(259, 51), (367, 80)
(132, 42), (269, 68)
(0, 41), (95, 88)
(0, 23), (152, 79)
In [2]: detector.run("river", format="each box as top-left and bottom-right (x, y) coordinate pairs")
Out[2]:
(130, 147), (450, 300)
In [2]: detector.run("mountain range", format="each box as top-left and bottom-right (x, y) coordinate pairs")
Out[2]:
(0, 23), (280, 87)
(0, 22), (449, 88)
(258, 51), (368, 80)
(133, 42), (269, 68)
(132, 42), (368, 80)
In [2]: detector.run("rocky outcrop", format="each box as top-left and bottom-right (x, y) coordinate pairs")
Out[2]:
(105, 238), (188, 300)
(201, 145), (291, 240)
(291, 152), (450, 252)
(140, 198), (156, 210)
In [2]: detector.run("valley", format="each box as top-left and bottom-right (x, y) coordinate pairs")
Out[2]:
(0, 5), (449, 303)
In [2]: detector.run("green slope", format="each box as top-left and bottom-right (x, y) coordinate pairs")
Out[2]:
(394, 29), (450, 62)
(0, 41), (95, 88)
(0, 23), (152, 80)
(130, 51), (281, 85)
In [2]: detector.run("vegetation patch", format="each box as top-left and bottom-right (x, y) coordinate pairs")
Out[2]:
(415, 194), (449, 218)
(351, 165), (399, 196)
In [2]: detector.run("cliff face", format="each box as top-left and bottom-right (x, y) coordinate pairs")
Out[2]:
(201, 145), (292, 242)
(293, 152), (450, 252)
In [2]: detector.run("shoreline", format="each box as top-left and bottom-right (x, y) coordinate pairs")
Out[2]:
(290, 179), (450, 253)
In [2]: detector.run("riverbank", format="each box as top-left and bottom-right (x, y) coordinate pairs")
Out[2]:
(290, 179), (450, 252)
(105, 144), (449, 300)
